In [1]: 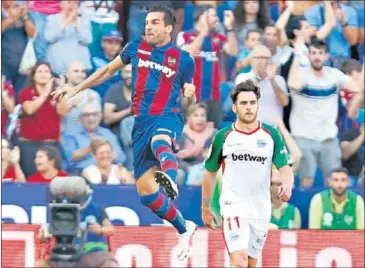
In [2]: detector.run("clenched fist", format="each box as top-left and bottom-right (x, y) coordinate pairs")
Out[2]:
(182, 83), (196, 108)
(183, 83), (195, 99)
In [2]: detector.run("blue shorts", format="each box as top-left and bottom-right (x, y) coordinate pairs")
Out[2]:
(132, 113), (184, 179)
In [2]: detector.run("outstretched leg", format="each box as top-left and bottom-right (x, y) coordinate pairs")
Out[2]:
(137, 167), (197, 260)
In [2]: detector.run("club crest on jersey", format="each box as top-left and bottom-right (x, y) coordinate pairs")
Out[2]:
(344, 215), (353, 225)
(256, 139), (267, 148)
(213, 37), (220, 44)
(138, 58), (176, 78)
(167, 56), (176, 66)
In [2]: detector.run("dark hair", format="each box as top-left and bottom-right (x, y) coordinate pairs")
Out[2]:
(26, 61), (53, 89)
(341, 59), (362, 74)
(309, 38), (328, 52)
(230, 80), (261, 103)
(233, 0), (270, 31)
(285, 15), (306, 40)
(245, 28), (264, 40)
(264, 23), (276, 30)
(38, 145), (62, 170)
(193, 4), (214, 23)
(147, 4), (177, 28)
(330, 167), (350, 176)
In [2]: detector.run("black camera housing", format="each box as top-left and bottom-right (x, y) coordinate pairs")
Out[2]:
(48, 201), (87, 264)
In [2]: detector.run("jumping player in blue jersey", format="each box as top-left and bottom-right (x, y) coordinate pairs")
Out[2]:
(52, 5), (197, 261)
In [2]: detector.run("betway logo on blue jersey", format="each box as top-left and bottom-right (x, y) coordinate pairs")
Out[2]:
(138, 58), (176, 78)
(232, 153), (267, 164)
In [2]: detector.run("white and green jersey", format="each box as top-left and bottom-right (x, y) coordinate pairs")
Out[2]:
(205, 122), (292, 219)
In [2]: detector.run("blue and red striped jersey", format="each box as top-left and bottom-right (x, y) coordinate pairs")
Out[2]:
(120, 37), (195, 117)
(176, 29), (227, 101)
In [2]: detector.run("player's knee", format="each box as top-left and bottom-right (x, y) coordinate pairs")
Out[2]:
(100, 260), (119, 267)
(230, 250), (248, 267)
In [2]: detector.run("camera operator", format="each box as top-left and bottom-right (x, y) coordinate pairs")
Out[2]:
(34, 176), (118, 268)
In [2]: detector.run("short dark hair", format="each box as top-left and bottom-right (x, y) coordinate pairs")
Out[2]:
(147, 4), (177, 27)
(245, 28), (264, 40)
(38, 145), (62, 170)
(230, 80), (261, 103)
(309, 38), (328, 52)
(330, 167), (349, 177)
(341, 59), (362, 74)
(286, 15), (306, 40)
(264, 23), (276, 31)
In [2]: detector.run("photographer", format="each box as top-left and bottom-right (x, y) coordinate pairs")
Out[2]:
(34, 176), (118, 268)
(17, 62), (69, 177)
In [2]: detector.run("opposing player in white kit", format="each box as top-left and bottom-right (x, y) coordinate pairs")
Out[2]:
(201, 80), (294, 268)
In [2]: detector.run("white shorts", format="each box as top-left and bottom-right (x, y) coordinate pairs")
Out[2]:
(221, 215), (269, 259)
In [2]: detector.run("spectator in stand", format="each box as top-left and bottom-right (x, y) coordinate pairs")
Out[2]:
(63, 103), (126, 174)
(1, 75), (15, 137)
(349, 0), (364, 64)
(1, 0), (36, 93)
(185, 138), (213, 186)
(287, 38), (363, 187)
(269, 174), (301, 229)
(340, 110), (364, 186)
(45, 0), (92, 76)
(82, 139), (134, 185)
(1, 137), (26, 183)
(275, 3), (335, 131)
(28, 0), (61, 61)
(341, 59), (364, 120)
(305, 0), (358, 68)
(128, 1), (185, 41)
(104, 64), (132, 138)
(262, 24), (283, 64)
(18, 62), (69, 178)
(177, 102), (216, 165)
(232, 0), (271, 45)
(27, 146), (68, 183)
(90, 31), (123, 99)
(235, 45), (289, 126)
(309, 167), (364, 229)
(62, 61), (101, 134)
(235, 28), (263, 74)
(277, 1), (336, 80)
(177, 5), (238, 128)
(79, 0), (120, 57)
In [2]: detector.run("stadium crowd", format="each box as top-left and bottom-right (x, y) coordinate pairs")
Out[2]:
(1, 0), (364, 230)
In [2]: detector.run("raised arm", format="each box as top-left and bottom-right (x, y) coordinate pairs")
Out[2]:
(275, 0), (295, 47)
(315, 1), (336, 40)
(52, 56), (126, 100)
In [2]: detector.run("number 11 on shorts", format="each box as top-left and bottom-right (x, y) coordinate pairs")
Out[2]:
(223, 216), (240, 230)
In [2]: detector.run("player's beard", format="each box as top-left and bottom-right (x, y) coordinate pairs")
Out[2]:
(238, 111), (258, 124)
(310, 60), (323, 71)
